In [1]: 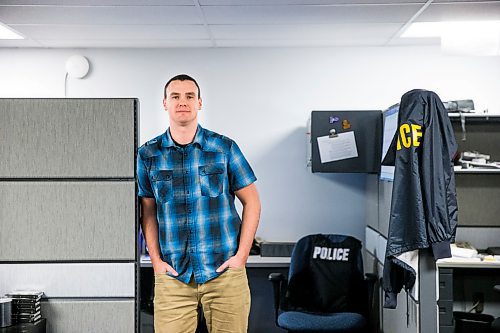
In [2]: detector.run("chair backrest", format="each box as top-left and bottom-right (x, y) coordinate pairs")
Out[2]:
(284, 234), (366, 315)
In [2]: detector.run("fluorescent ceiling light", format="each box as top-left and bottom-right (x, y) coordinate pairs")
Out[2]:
(0, 22), (24, 39)
(401, 22), (443, 38)
(401, 21), (500, 56)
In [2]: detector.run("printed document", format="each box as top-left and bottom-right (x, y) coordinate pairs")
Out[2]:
(317, 131), (358, 163)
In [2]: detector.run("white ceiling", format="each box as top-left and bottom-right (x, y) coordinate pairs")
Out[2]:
(1, 0), (499, 48)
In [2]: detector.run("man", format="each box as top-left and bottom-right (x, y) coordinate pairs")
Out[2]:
(137, 74), (261, 333)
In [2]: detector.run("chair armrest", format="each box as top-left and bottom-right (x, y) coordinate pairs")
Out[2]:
(365, 273), (377, 284)
(494, 285), (500, 293)
(364, 273), (379, 331)
(268, 273), (286, 282)
(268, 273), (286, 325)
(365, 273), (378, 300)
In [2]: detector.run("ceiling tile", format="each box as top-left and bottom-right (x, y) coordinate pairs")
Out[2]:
(210, 23), (402, 40)
(11, 24), (209, 40)
(0, 5), (202, 25)
(0, 1), (193, 5)
(1, 0), (497, 48)
(200, 0), (426, 4)
(37, 39), (213, 48)
(202, 4), (422, 24)
(215, 37), (387, 47)
(433, 0), (499, 3)
(417, 2), (500, 22)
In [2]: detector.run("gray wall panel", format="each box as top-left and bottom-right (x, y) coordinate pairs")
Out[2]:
(0, 263), (135, 297)
(41, 299), (135, 333)
(0, 181), (135, 261)
(378, 180), (392, 237)
(456, 174), (500, 226)
(364, 251), (378, 276)
(378, 262), (383, 279)
(376, 235), (387, 264)
(382, 292), (419, 333)
(452, 119), (500, 161)
(0, 98), (135, 178)
(366, 174), (379, 230)
(365, 226), (378, 257)
(455, 226), (500, 249)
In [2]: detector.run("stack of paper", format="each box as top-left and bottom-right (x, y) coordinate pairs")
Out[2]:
(5, 290), (43, 324)
(451, 242), (478, 258)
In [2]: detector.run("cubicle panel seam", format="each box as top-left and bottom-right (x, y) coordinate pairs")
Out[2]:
(134, 98), (140, 333)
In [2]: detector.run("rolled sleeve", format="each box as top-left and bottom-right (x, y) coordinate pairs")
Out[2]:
(227, 141), (257, 192)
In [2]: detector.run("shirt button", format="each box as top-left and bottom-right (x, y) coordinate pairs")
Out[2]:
(187, 190), (190, 194)
(188, 209), (192, 213)
(184, 152), (188, 157)
(184, 170), (188, 174)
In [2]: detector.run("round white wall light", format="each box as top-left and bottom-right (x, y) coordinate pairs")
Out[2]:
(65, 55), (90, 79)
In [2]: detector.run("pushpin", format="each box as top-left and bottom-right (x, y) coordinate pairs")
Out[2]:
(342, 119), (351, 130)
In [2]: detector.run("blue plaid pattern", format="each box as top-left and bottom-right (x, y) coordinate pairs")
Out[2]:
(137, 125), (257, 284)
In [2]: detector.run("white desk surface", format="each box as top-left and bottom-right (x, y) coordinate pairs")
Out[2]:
(437, 258), (500, 269)
(140, 255), (290, 268)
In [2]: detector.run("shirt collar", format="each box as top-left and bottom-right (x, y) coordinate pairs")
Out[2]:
(161, 124), (206, 149)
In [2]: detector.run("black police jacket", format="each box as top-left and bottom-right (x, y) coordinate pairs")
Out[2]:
(284, 234), (366, 315)
(382, 89), (458, 308)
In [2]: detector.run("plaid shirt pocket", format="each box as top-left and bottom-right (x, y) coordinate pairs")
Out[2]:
(151, 170), (174, 203)
(199, 163), (224, 197)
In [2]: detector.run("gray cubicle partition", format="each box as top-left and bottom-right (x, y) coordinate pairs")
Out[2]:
(41, 300), (135, 332)
(367, 115), (500, 333)
(310, 110), (383, 173)
(0, 99), (135, 178)
(0, 182), (135, 261)
(0, 98), (138, 333)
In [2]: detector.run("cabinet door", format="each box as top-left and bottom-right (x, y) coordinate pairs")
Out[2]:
(0, 181), (136, 261)
(0, 98), (136, 178)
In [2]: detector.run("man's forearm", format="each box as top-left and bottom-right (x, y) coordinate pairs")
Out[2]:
(140, 198), (163, 265)
(142, 216), (162, 263)
(236, 200), (261, 261)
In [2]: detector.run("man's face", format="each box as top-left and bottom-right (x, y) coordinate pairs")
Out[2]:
(163, 80), (202, 127)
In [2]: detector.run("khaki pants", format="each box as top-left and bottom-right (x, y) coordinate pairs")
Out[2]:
(154, 267), (251, 333)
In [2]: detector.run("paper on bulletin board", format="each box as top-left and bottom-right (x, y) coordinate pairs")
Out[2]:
(317, 131), (358, 163)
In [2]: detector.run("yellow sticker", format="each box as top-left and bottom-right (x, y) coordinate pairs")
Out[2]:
(342, 119), (351, 130)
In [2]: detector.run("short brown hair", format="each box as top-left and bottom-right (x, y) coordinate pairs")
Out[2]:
(164, 74), (201, 99)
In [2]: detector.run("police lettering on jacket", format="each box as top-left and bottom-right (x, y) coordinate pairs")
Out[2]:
(312, 246), (350, 261)
(396, 123), (422, 150)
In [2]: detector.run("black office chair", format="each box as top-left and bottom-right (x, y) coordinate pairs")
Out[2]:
(268, 234), (376, 333)
(492, 285), (500, 332)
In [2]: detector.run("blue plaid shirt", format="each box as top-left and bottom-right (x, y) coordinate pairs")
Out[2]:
(137, 125), (257, 284)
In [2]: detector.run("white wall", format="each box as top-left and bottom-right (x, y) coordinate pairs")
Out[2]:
(2, 46), (500, 242)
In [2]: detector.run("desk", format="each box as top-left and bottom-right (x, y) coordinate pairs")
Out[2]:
(0, 319), (46, 333)
(437, 259), (500, 333)
(140, 255), (291, 268)
(140, 255), (290, 333)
